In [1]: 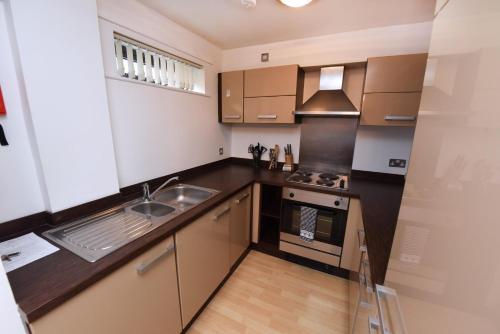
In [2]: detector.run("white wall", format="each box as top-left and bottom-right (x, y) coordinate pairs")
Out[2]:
(97, 0), (230, 187)
(9, 0), (120, 212)
(224, 22), (433, 173)
(0, 2), (45, 223)
(352, 126), (415, 175)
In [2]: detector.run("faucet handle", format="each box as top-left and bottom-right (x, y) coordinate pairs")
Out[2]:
(142, 183), (150, 201)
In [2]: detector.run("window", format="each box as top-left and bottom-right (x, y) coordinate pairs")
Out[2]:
(113, 33), (205, 93)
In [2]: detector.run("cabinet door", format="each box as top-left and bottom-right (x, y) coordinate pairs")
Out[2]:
(175, 202), (230, 327)
(244, 96), (295, 124)
(364, 53), (427, 93)
(229, 186), (252, 266)
(220, 71), (244, 123)
(244, 64), (298, 97)
(341, 198), (363, 272)
(30, 237), (182, 334)
(360, 92), (421, 126)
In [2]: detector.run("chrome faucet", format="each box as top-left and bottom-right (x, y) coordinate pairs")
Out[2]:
(142, 176), (179, 202)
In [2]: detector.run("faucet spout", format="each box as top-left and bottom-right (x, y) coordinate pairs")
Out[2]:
(144, 176), (179, 201)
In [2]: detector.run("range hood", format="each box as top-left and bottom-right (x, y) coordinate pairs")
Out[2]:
(295, 66), (360, 117)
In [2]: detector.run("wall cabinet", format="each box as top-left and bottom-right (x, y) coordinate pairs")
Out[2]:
(364, 54), (427, 93)
(175, 201), (231, 327)
(361, 53), (427, 127)
(360, 92), (422, 126)
(229, 186), (252, 267)
(29, 237), (182, 334)
(219, 71), (244, 123)
(219, 64), (301, 124)
(244, 64), (299, 97)
(244, 96), (296, 124)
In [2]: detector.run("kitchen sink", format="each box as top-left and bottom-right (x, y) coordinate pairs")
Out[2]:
(153, 184), (219, 209)
(129, 202), (175, 217)
(43, 183), (219, 262)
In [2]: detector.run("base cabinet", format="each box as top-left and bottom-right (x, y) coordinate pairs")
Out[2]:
(29, 237), (182, 334)
(175, 202), (231, 327)
(229, 186), (252, 266)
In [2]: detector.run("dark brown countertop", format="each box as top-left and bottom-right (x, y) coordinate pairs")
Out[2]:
(6, 160), (403, 322)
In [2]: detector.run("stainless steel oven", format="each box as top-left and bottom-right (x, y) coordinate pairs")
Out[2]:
(279, 187), (349, 266)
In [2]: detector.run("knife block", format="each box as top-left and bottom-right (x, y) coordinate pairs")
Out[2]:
(283, 154), (294, 172)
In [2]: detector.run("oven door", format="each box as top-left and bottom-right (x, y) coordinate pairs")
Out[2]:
(281, 199), (347, 247)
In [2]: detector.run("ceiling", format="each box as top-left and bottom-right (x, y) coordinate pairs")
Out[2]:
(138, 0), (436, 49)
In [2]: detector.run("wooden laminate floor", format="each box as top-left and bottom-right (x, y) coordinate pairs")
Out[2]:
(188, 251), (349, 334)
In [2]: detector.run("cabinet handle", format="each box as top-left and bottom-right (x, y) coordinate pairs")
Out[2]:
(368, 316), (380, 334)
(257, 114), (277, 119)
(235, 193), (250, 204)
(136, 243), (175, 275)
(358, 229), (367, 252)
(384, 115), (417, 121)
(375, 285), (408, 334)
(212, 207), (230, 221)
(223, 115), (241, 119)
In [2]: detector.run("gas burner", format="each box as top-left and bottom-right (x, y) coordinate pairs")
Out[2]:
(295, 170), (313, 177)
(316, 179), (334, 187)
(319, 173), (340, 180)
(289, 175), (312, 183)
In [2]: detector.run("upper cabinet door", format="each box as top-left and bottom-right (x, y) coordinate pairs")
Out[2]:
(244, 64), (299, 97)
(360, 92), (421, 126)
(220, 71), (244, 123)
(364, 54), (428, 93)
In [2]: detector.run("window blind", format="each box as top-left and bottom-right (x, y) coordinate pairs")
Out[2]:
(113, 33), (204, 93)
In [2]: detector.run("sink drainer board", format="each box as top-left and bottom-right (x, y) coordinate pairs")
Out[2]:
(44, 210), (154, 262)
(43, 184), (220, 263)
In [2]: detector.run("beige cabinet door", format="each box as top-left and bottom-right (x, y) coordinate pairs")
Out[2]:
(30, 237), (182, 334)
(175, 202), (230, 327)
(341, 198), (364, 272)
(244, 64), (298, 97)
(229, 186), (252, 266)
(244, 96), (296, 124)
(360, 92), (421, 126)
(220, 71), (244, 123)
(364, 53), (427, 93)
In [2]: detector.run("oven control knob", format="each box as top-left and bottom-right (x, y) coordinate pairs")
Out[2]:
(334, 200), (340, 206)
(289, 192), (295, 198)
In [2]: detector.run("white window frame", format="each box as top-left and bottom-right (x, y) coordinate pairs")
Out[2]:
(113, 32), (205, 94)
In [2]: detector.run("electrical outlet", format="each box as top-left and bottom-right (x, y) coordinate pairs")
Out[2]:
(389, 159), (406, 168)
(261, 53), (269, 62)
(219, 147), (224, 155)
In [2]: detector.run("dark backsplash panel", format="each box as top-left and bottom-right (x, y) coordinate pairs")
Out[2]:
(298, 116), (358, 174)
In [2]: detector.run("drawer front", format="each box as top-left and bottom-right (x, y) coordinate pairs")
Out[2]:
(244, 96), (296, 124)
(364, 54), (427, 93)
(244, 64), (298, 97)
(221, 71), (243, 123)
(360, 92), (421, 126)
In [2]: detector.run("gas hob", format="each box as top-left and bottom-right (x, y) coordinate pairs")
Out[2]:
(286, 169), (349, 190)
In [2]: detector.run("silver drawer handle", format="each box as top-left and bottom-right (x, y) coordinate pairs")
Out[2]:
(257, 114), (277, 119)
(224, 115), (241, 119)
(384, 115), (417, 121)
(368, 316), (380, 334)
(136, 243), (175, 275)
(235, 193), (250, 204)
(212, 207), (230, 221)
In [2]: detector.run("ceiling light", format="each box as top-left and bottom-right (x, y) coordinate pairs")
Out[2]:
(241, 0), (257, 8)
(279, 0), (313, 8)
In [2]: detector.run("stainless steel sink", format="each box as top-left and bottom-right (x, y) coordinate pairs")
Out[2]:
(129, 202), (175, 217)
(153, 184), (218, 209)
(43, 184), (219, 262)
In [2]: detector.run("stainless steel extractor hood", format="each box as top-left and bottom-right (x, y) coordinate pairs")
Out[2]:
(294, 66), (360, 117)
